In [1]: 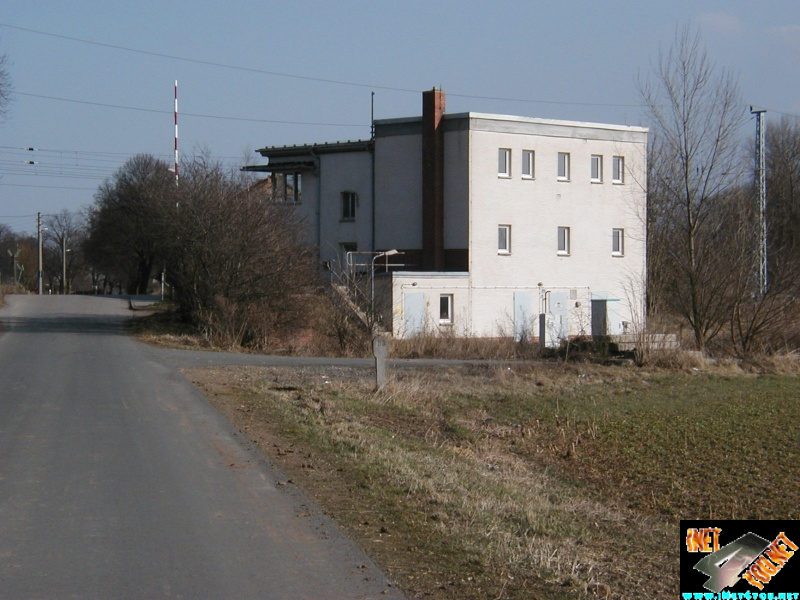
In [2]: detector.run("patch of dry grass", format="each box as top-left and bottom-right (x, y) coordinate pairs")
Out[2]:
(159, 305), (800, 600)
(189, 363), (800, 598)
(128, 302), (211, 350)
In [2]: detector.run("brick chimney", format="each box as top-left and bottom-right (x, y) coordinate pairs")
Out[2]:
(421, 88), (445, 271)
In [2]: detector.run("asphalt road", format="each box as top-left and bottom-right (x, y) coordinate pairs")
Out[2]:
(0, 295), (406, 599)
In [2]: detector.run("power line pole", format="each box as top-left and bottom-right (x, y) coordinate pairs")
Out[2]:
(751, 106), (767, 298)
(37, 212), (43, 295)
(62, 235), (68, 295)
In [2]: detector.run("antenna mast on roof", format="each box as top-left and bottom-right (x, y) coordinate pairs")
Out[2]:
(370, 91), (375, 140)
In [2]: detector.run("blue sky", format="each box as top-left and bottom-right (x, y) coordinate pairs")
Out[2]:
(1, 1), (798, 232)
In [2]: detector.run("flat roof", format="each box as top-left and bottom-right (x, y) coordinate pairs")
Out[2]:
(375, 112), (648, 134)
(254, 139), (372, 157)
(249, 112), (648, 169)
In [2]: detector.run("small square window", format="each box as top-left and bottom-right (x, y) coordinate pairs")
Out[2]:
(341, 191), (356, 220)
(498, 148), (511, 178)
(439, 294), (453, 325)
(498, 225), (511, 254)
(557, 152), (570, 181)
(522, 150), (535, 179)
(612, 228), (625, 256)
(612, 156), (625, 183)
(557, 226), (571, 255)
(591, 155), (603, 182)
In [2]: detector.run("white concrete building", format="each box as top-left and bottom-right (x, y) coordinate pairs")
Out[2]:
(248, 90), (647, 343)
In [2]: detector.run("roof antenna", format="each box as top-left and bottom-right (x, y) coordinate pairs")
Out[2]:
(370, 91), (375, 140)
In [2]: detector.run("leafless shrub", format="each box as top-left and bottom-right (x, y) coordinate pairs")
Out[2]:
(310, 288), (372, 357)
(647, 349), (711, 371)
(164, 156), (317, 349)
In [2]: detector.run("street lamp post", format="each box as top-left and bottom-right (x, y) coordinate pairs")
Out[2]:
(370, 249), (399, 329)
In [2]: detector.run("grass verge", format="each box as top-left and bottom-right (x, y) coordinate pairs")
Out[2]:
(183, 361), (800, 599)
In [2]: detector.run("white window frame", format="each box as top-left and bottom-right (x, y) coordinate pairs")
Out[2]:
(498, 224), (511, 254)
(557, 152), (570, 181)
(612, 228), (625, 256)
(612, 156), (625, 184)
(341, 191), (357, 221)
(522, 149), (535, 179)
(498, 148), (511, 178)
(439, 294), (453, 325)
(591, 155), (603, 183)
(557, 226), (571, 255)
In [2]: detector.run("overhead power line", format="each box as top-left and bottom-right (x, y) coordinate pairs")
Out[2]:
(3, 22), (798, 127)
(0, 145), (245, 164)
(13, 91), (367, 128)
(0, 145), (253, 183)
(1, 21), (646, 110)
(0, 183), (97, 191)
(0, 22), (417, 94)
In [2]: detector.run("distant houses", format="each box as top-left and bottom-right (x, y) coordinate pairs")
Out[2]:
(245, 89), (648, 343)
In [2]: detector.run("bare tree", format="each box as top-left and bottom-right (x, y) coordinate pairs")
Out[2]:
(726, 116), (800, 354)
(766, 116), (800, 273)
(0, 223), (20, 285)
(163, 156), (316, 348)
(84, 154), (174, 293)
(44, 210), (87, 294)
(82, 151), (317, 346)
(0, 231), (37, 291)
(639, 27), (748, 352)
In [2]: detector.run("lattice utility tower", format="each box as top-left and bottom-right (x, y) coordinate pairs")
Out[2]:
(751, 106), (767, 298)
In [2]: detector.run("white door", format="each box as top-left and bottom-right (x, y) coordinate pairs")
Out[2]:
(403, 292), (425, 338)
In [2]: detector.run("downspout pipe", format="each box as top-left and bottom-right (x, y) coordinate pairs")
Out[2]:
(310, 147), (322, 255)
(371, 143), (376, 253)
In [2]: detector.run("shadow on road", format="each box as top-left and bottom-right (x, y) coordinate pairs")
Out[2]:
(0, 315), (128, 336)
(0, 294), (160, 337)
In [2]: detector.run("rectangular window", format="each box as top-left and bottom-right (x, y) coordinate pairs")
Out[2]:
(591, 155), (603, 182)
(268, 172), (302, 204)
(498, 225), (511, 254)
(557, 152), (570, 180)
(557, 226), (571, 255)
(498, 148), (511, 177)
(612, 156), (625, 183)
(439, 294), (453, 325)
(612, 228), (625, 256)
(522, 149), (535, 179)
(341, 191), (356, 220)
(286, 172), (302, 203)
